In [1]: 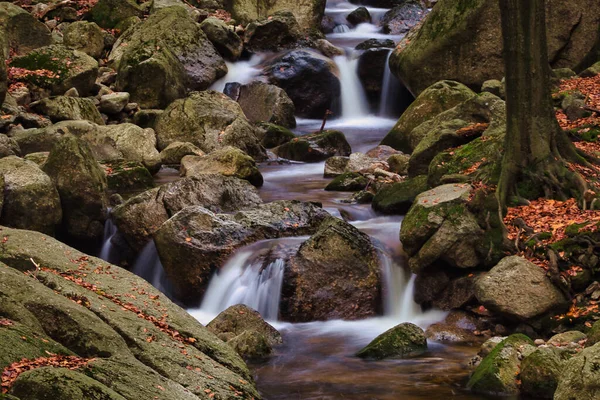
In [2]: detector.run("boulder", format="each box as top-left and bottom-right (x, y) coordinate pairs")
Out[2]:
(154, 91), (265, 159)
(265, 50), (341, 119)
(555, 342), (600, 400)
(314, 39), (344, 58)
(0, 35), (6, 107)
(580, 61), (600, 78)
(380, 80), (476, 153)
(199, 17), (243, 61)
(390, 0), (600, 96)
(233, 81), (296, 129)
(90, 0), (144, 28)
(154, 201), (329, 302)
(548, 331), (587, 347)
(372, 175), (428, 214)
(425, 310), (483, 343)
(244, 11), (302, 52)
(358, 48), (393, 107)
(132, 109), (163, 129)
(380, 1), (427, 34)
(99, 92), (130, 114)
(0, 134), (21, 158)
(346, 7), (371, 25)
(324, 172), (369, 191)
(10, 45), (98, 96)
(281, 216), (381, 322)
(586, 319), (600, 347)
(111, 7), (227, 108)
(356, 322), (427, 359)
(42, 135), (108, 241)
(0, 3), (52, 56)
(399, 183), (484, 273)
(520, 348), (563, 399)
(159, 141), (205, 165)
(349, 0), (411, 6)
(387, 153), (410, 175)
(180, 147), (263, 187)
(112, 175), (263, 251)
(272, 130), (351, 162)
(103, 160), (155, 194)
(0, 156), (62, 235)
(257, 123), (296, 149)
(467, 334), (535, 395)
(355, 38), (396, 50)
(30, 96), (104, 124)
(63, 21), (105, 59)
(226, 330), (273, 360)
(207, 304), (282, 348)
(323, 152), (387, 177)
(475, 256), (568, 320)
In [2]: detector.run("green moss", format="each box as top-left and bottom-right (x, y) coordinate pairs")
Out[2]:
(9, 51), (68, 87)
(356, 322), (427, 360)
(566, 222), (591, 236)
(372, 175), (429, 214)
(325, 172), (368, 192)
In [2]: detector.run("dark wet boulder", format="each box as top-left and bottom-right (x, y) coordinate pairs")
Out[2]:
(355, 38), (396, 51)
(0, 3), (52, 56)
(30, 97), (104, 125)
(257, 123), (296, 149)
(281, 216), (381, 322)
(90, 0), (144, 28)
(233, 81), (296, 129)
(154, 90), (265, 159)
(372, 175), (428, 214)
(380, 1), (427, 35)
(265, 50), (341, 119)
(0, 156), (62, 235)
(325, 172), (369, 191)
(244, 11), (302, 52)
(555, 342), (600, 400)
(42, 135), (108, 241)
(272, 130), (351, 162)
(347, 7), (371, 25)
(159, 141), (205, 165)
(321, 15), (336, 34)
(63, 21), (106, 59)
(200, 17), (243, 61)
(180, 146), (263, 187)
(154, 201), (329, 302)
(356, 322), (427, 359)
(358, 48), (392, 108)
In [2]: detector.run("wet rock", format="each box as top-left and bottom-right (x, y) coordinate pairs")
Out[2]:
(380, 80), (475, 153)
(281, 216), (381, 322)
(257, 123), (296, 149)
(208, 304), (282, 348)
(387, 153), (410, 174)
(347, 7), (371, 25)
(372, 175), (428, 214)
(63, 21), (105, 58)
(113, 175), (263, 251)
(323, 156), (350, 177)
(475, 256), (568, 320)
(554, 342), (600, 400)
(90, 0), (144, 28)
(244, 11), (302, 52)
(355, 38), (396, 50)
(154, 201), (329, 302)
(321, 15), (336, 34)
(154, 90), (265, 159)
(358, 48), (392, 107)
(42, 135), (108, 241)
(0, 3), (52, 56)
(0, 134), (21, 158)
(235, 81), (296, 129)
(0, 156), (62, 235)
(10, 45), (98, 96)
(200, 17), (243, 61)
(99, 92), (130, 114)
(159, 141), (205, 165)
(325, 172), (369, 191)
(30, 97), (104, 124)
(425, 310), (483, 344)
(103, 160), (155, 194)
(180, 147), (263, 187)
(273, 130), (351, 162)
(265, 50), (341, 119)
(380, 1), (426, 34)
(356, 322), (427, 359)
(314, 39), (344, 58)
(227, 330), (273, 360)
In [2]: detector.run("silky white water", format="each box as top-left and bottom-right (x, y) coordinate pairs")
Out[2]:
(210, 54), (263, 93)
(334, 53), (370, 119)
(98, 216), (119, 265)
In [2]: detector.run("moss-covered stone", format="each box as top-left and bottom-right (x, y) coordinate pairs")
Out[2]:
(30, 96), (104, 125)
(555, 342), (600, 400)
(0, 3), (52, 56)
(235, 81), (296, 128)
(159, 141), (204, 165)
(244, 11), (302, 52)
(90, 0), (143, 29)
(356, 322), (427, 360)
(200, 16), (243, 61)
(324, 172), (369, 192)
(586, 320), (600, 347)
(520, 347), (562, 399)
(257, 123), (296, 148)
(273, 130), (351, 162)
(372, 175), (428, 214)
(103, 161), (154, 194)
(63, 21), (105, 59)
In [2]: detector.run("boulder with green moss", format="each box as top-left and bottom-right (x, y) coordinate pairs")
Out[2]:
(103, 160), (155, 194)
(63, 21), (105, 59)
(372, 175), (428, 214)
(0, 134), (20, 158)
(554, 342), (600, 400)
(467, 334), (535, 395)
(0, 156), (62, 235)
(159, 141), (205, 165)
(95, 124), (162, 173)
(90, 0), (144, 28)
(257, 123), (296, 148)
(580, 61), (600, 78)
(180, 147), (263, 187)
(519, 347), (563, 399)
(273, 130), (351, 162)
(234, 81), (296, 128)
(155, 90), (265, 159)
(10, 45), (98, 96)
(381, 81), (475, 153)
(0, 3), (52, 56)
(356, 322), (427, 359)
(30, 96), (104, 125)
(43, 135), (109, 241)
(586, 319), (600, 347)
(244, 11), (302, 52)
(199, 17), (243, 61)
(325, 172), (369, 191)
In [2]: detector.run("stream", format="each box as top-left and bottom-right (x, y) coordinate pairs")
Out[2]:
(99, 1), (511, 398)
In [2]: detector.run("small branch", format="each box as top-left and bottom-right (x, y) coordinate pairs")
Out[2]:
(319, 110), (333, 133)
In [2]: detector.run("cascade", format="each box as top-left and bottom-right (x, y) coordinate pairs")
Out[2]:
(98, 212), (119, 265)
(333, 53), (370, 120)
(210, 54), (263, 93)
(378, 50), (401, 117)
(131, 241), (173, 296)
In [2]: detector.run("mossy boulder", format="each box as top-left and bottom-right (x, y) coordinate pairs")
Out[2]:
(554, 342), (600, 400)
(99, 92), (130, 114)
(467, 333), (534, 395)
(356, 322), (427, 360)
(0, 3), (52, 56)
(63, 21), (105, 59)
(10, 45), (98, 96)
(159, 141), (204, 165)
(90, 0), (144, 28)
(347, 7), (371, 25)
(519, 347), (563, 399)
(257, 123), (296, 148)
(227, 330), (273, 360)
(281, 216), (381, 322)
(273, 130), (351, 162)
(0, 156), (62, 235)
(244, 11), (302, 52)
(154, 90), (265, 159)
(199, 16), (243, 61)
(586, 319), (600, 347)
(380, 1), (426, 35)
(0, 134), (21, 158)
(580, 61), (600, 78)
(0, 35), (6, 107)
(30, 96), (104, 125)
(103, 160), (155, 194)
(208, 304), (283, 346)
(325, 172), (369, 192)
(180, 147), (263, 187)
(372, 175), (428, 214)
(42, 135), (109, 241)
(381, 80), (475, 153)
(386, 153), (410, 175)
(234, 81), (296, 129)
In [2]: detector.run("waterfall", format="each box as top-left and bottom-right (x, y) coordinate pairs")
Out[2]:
(378, 50), (399, 117)
(98, 212), (119, 265)
(131, 241), (173, 296)
(334, 53), (370, 119)
(333, 24), (350, 33)
(380, 253), (421, 320)
(210, 54), (263, 93)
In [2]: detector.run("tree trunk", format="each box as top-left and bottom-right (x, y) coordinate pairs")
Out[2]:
(496, 0), (585, 208)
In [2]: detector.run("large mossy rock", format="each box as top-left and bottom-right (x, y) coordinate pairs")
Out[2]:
(0, 226), (260, 399)
(225, 0), (326, 36)
(244, 11), (302, 52)
(356, 322), (427, 360)
(103, 160), (155, 194)
(159, 141), (205, 165)
(520, 347), (563, 399)
(199, 16), (243, 61)
(467, 334), (535, 395)
(372, 175), (429, 214)
(0, 156), (62, 235)
(233, 81), (296, 129)
(113, 175), (263, 251)
(474, 256), (568, 320)
(90, 0), (144, 28)
(181, 147), (263, 187)
(257, 123), (296, 148)
(10, 45), (98, 96)
(0, 134), (20, 158)
(154, 201), (329, 302)
(0, 35), (6, 107)
(399, 183), (484, 273)
(390, 0), (600, 96)
(154, 91), (265, 159)
(30, 96), (104, 125)
(264, 50), (340, 119)
(381, 80), (476, 153)
(281, 216), (381, 322)
(0, 3), (52, 56)
(42, 135), (108, 241)
(63, 21), (105, 59)
(555, 342), (600, 400)
(273, 130), (351, 162)
(111, 7), (227, 108)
